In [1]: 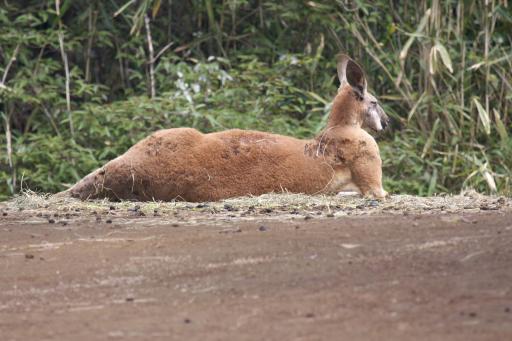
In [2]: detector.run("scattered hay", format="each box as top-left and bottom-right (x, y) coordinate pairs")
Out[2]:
(1, 189), (510, 225)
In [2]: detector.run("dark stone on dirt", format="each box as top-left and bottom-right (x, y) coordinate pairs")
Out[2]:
(304, 215), (313, 220)
(106, 219), (112, 224)
(25, 254), (34, 259)
(125, 297), (134, 302)
(184, 318), (191, 324)
(60, 221), (68, 226)
(2, 212), (7, 216)
(468, 312), (477, 318)
(368, 200), (379, 207)
(224, 204), (238, 211)
(295, 225), (300, 229)
(505, 307), (510, 313)
(48, 219), (55, 224)
(248, 206), (255, 211)
(196, 203), (208, 208)
(260, 208), (273, 214)
(326, 213), (334, 218)
(305, 313), (315, 318)
(172, 223), (179, 227)
(96, 216), (102, 222)
(109, 206), (116, 210)
(258, 225), (268, 232)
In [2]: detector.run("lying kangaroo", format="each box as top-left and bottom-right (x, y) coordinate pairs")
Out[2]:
(65, 54), (389, 202)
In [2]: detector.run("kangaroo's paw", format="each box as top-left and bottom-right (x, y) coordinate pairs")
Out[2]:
(362, 188), (388, 200)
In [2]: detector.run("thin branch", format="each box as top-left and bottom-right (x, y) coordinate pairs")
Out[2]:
(3, 112), (15, 191)
(1, 44), (20, 85)
(56, 0), (74, 137)
(85, 8), (98, 83)
(151, 41), (174, 63)
(144, 14), (156, 99)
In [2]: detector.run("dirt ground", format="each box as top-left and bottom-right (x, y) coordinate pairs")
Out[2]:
(1, 192), (512, 340)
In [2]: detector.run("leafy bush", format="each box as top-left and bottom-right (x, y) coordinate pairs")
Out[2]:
(1, 0), (511, 200)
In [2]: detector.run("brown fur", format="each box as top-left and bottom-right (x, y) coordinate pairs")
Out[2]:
(65, 55), (388, 202)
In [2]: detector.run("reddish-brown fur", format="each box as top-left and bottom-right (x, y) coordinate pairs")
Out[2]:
(64, 55), (389, 202)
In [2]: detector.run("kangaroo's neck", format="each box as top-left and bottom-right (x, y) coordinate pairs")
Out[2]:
(326, 88), (362, 129)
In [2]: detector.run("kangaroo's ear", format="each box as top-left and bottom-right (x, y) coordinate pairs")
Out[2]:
(337, 54), (367, 98)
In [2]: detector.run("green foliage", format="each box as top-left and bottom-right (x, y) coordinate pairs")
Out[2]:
(1, 0), (511, 200)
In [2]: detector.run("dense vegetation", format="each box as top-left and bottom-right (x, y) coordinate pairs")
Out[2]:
(1, 0), (511, 200)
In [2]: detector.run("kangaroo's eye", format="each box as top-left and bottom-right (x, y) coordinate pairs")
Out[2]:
(370, 101), (377, 105)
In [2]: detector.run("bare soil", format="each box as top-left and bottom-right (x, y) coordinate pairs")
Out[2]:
(1, 193), (511, 340)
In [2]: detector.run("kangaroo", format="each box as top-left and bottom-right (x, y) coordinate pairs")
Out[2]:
(64, 54), (389, 202)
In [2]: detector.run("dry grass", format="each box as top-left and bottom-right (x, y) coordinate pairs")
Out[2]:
(1, 190), (510, 225)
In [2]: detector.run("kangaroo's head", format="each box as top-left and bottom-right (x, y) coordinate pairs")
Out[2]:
(326, 54), (389, 132)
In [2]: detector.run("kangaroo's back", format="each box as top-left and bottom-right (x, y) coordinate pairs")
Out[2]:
(68, 128), (334, 201)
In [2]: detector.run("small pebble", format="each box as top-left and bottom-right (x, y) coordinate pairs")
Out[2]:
(184, 318), (191, 324)
(305, 313), (315, 318)
(368, 200), (379, 207)
(109, 206), (116, 210)
(468, 312), (477, 318)
(25, 254), (34, 259)
(2, 212), (7, 216)
(125, 297), (134, 302)
(224, 204), (236, 211)
(106, 219), (112, 224)
(304, 215), (313, 220)
(326, 213), (334, 218)
(505, 307), (510, 313)
(258, 225), (268, 232)
(48, 219), (55, 224)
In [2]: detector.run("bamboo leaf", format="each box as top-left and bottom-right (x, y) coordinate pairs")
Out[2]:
(421, 118), (439, 158)
(493, 109), (509, 147)
(481, 162), (497, 193)
(114, 0), (136, 17)
(399, 8), (431, 61)
(472, 97), (491, 135)
(152, 0), (161, 18)
(435, 42), (453, 73)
